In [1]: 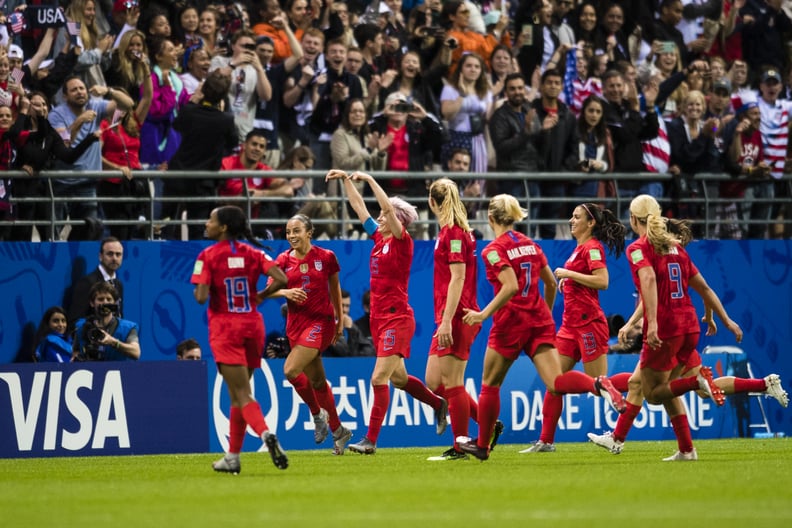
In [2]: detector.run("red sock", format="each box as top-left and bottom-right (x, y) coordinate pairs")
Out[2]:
(228, 406), (246, 454)
(477, 384), (500, 449)
(241, 401), (268, 437)
(403, 375), (442, 408)
(288, 372), (321, 415)
(734, 378), (767, 393)
(468, 392), (478, 422)
(554, 370), (595, 394)
(609, 372), (632, 393)
(669, 375), (699, 396)
(445, 385), (470, 448)
(366, 384), (390, 443)
(315, 381), (342, 431)
(613, 401), (641, 443)
(539, 392), (563, 444)
(670, 414), (694, 453)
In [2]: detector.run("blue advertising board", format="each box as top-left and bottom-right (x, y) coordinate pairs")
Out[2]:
(0, 240), (790, 458)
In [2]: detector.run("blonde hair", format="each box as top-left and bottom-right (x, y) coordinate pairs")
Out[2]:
(684, 89), (706, 108)
(115, 30), (148, 89)
(488, 194), (527, 226)
(67, 0), (99, 50)
(630, 194), (679, 254)
(429, 178), (470, 231)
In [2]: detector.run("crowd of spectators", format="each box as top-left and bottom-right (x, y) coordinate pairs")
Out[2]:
(1, 0), (791, 240)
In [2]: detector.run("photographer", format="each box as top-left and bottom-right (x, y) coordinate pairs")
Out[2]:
(72, 282), (140, 361)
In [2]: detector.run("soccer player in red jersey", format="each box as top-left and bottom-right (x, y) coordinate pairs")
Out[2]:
(191, 206), (289, 473)
(588, 196), (788, 458)
(325, 169), (450, 455)
(422, 178), (484, 460)
(455, 195), (626, 461)
(272, 213), (353, 454)
(621, 194), (740, 460)
(525, 202), (629, 453)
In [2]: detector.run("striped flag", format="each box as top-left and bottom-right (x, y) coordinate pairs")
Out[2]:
(10, 68), (24, 85)
(561, 46), (576, 107)
(67, 21), (80, 36)
(8, 12), (25, 34)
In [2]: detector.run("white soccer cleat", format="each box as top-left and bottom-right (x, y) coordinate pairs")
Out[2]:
(313, 408), (330, 444)
(332, 426), (353, 455)
(518, 440), (556, 453)
(663, 448), (698, 461)
(587, 431), (623, 455)
(764, 374), (789, 408)
(212, 453), (241, 474)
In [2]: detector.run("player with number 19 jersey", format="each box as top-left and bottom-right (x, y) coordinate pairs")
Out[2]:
(627, 237), (700, 339)
(275, 245), (340, 349)
(191, 239), (277, 364)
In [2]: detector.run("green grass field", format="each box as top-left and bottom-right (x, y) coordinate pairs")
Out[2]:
(2, 439), (791, 528)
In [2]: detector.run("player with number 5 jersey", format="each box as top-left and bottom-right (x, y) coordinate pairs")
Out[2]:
(325, 170), (450, 455)
(191, 206), (289, 473)
(272, 214), (353, 454)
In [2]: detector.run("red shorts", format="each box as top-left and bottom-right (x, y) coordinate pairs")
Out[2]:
(371, 313), (415, 358)
(488, 322), (556, 361)
(209, 315), (265, 369)
(288, 319), (336, 353)
(640, 332), (700, 372)
(429, 318), (481, 361)
(556, 319), (609, 364)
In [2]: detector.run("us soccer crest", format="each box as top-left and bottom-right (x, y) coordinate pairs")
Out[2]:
(300, 263), (308, 273)
(314, 260), (323, 271)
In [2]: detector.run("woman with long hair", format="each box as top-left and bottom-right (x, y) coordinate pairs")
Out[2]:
(378, 49), (448, 120)
(330, 99), (389, 175)
(174, 4), (202, 48)
(98, 71), (153, 240)
(57, 0), (114, 90)
(191, 205), (289, 473)
(106, 30), (149, 105)
(457, 196), (626, 460)
(33, 307), (71, 362)
(440, 53), (493, 173)
(572, 95), (614, 199)
(523, 202), (627, 453)
(198, 7), (224, 58)
(272, 213), (353, 454)
(326, 169), (448, 454)
(423, 178), (484, 460)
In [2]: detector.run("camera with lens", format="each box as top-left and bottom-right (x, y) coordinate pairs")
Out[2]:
(446, 37), (459, 50)
(75, 303), (119, 361)
(124, 0), (138, 9)
(393, 102), (414, 113)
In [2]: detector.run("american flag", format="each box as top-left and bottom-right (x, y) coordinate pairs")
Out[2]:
(67, 21), (80, 36)
(10, 68), (24, 84)
(561, 46), (577, 108)
(8, 12), (25, 34)
(111, 109), (125, 127)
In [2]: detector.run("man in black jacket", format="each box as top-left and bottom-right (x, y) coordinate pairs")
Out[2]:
(68, 237), (125, 329)
(531, 68), (579, 239)
(488, 73), (542, 199)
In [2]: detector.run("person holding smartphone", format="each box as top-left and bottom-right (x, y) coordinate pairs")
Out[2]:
(210, 28), (273, 144)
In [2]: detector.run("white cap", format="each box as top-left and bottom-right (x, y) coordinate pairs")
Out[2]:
(8, 44), (24, 60)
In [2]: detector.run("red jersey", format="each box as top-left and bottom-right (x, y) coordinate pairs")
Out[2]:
(370, 227), (413, 318)
(275, 245), (340, 334)
(560, 238), (608, 328)
(218, 154), (273, 196)
(627, 236), (700, 339)
(100, 119), (143, 183)
(481, 230), (554, 328)
(433, 224), (479, 323)
(191, 239), (277, 321)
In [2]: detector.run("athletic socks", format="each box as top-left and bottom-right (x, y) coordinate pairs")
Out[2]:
(609, 372), (632, 393)
(477, 384), (500, 449)
(554, 370), (596, 394)
(669, 375), (700, 396)
(445, 385), (470, 448)
(402, 375), (443, 408)
(670, 413), (694, 453)
(734, 378), (768, 393)
(241, 400), (268, 437)
(288, 372), (321, 415)
(539, 391), (563, 444)
(314, 381), (342, 432)
(613, 401), (642, 443)
(228, 406), (246, 454)
(366, 384), (390, 443)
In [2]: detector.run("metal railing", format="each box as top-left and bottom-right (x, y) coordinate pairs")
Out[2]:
(2, 170), (790, 240)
